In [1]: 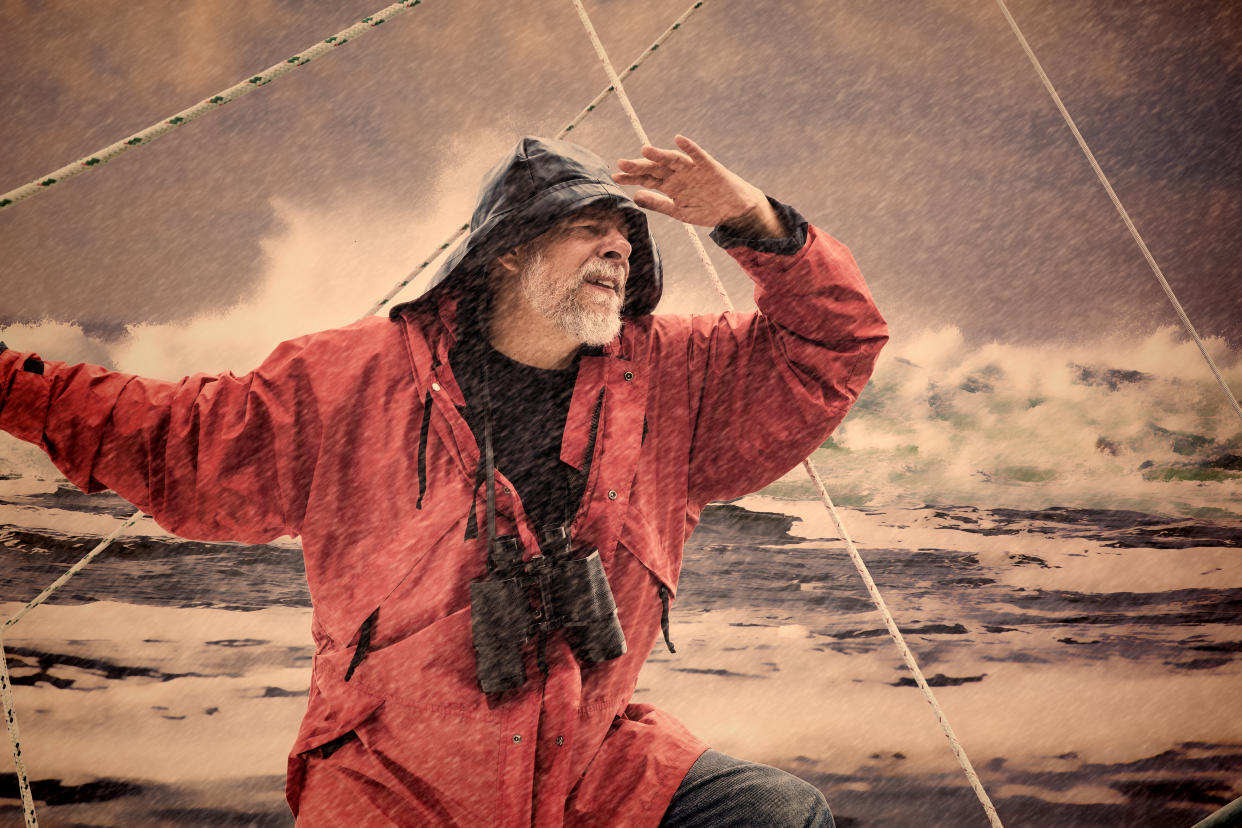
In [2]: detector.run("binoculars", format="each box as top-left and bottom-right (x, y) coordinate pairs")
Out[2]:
(470, 527), (627, 694)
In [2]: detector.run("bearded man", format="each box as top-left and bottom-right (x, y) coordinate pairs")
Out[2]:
(0, 134), (887, 826)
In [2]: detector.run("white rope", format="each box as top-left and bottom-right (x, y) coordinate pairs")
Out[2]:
(570, 0), (734, 312)
(0, 6), (712, 822)
(0, 0), (428, 211)
(558, 2), (706, 139)
(993, 0), (1242, 425)
(0, 637), (38, 827)
(0, 512), (145, 828)
(568, 2), (1003, 824)
(2, 512), (144, 633)
(364, 0), (709, 318)
(801, 461), (1004, 827)
(1, 4), (433, 822)
(1, 0), (710, 635)
(363, 223), (470, 318)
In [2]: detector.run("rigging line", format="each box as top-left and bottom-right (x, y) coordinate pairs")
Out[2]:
(568, 2), (1004, 825)
(0, 5), (431, 821)
(0, 0), (712, 637)
(0, 6), (714, 822)
(993, 0), (1242, 425)
(0, 0), (428, 212)
(2, 513), (144, 633)
(1, 0), (710, 635)
(0, 636), (38, 828)
(364, 0), (710, 318)
(570, 0), (734, 312)
(1, 512), (141, 828)
(800, 461), (1004, 828)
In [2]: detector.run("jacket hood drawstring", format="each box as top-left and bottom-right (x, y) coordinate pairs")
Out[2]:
(349, 356), (438, 681)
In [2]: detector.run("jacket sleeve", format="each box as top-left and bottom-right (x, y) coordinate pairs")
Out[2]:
(681, 216), (888, 509)
(0, 334), (327, 544)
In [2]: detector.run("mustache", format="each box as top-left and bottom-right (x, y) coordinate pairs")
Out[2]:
(577, 260), (626, 291)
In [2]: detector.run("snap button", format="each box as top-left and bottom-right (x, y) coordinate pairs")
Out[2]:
(623, 371), (634, 381)
(556, 736), (564, 746)
(607, 490), (618, 500)
(512, 734), (522, 743)
(431, 382), (441, 392)
(503, 486), (511, 495)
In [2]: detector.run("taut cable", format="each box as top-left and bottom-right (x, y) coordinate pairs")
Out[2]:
(993, 0), (1241, 424)
(568, 1), (1004, 825)
(363, 0), (710, 318)
(570, 0), (734, 312)
(0, 4), (713, 824)
(0, 1), (429, 212)
(1, 0), (715, 638)
(0, 636), (37, 827)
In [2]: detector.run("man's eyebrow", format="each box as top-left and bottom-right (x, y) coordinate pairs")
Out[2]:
(565, 212), (626, 228)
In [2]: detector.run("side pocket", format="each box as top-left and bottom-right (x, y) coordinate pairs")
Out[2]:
(615, 506), (679, 657)
(615, 505), (677, 599)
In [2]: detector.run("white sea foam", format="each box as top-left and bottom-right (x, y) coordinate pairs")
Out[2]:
(766, 326), (1242, 517)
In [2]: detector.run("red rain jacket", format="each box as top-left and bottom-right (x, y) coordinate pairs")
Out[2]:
(0, 225), (886, 826)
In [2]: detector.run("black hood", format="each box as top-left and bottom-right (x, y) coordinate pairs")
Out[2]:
(392, 136), (662, 319)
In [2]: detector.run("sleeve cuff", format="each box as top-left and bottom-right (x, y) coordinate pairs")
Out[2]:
(709, 197), (809, 256)
(0, 349), (51, 446)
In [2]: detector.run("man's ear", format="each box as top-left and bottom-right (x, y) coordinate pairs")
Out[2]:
(494, 248), (521, 275)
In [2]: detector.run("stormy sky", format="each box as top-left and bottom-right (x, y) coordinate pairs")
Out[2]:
(1, 0), (1239, 359)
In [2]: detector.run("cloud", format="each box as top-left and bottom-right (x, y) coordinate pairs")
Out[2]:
(0, 0), (295, 106)
(0, 131), (513, 480)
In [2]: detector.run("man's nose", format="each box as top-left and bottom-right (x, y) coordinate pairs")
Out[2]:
(598, 226), (632, 263)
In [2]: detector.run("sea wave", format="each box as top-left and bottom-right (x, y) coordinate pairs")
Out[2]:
(768, 326), (1242, 517)
(1, 322), (1238, 518)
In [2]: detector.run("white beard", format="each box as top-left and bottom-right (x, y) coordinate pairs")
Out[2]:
(520, 252), (625, 346)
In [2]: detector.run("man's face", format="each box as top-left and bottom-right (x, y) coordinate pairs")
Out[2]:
(514, 208), (632, 346)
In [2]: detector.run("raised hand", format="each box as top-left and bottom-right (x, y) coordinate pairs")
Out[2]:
(612, 135), (785, 238)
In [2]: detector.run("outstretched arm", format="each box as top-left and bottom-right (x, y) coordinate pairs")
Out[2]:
(0, 334), (325, 543)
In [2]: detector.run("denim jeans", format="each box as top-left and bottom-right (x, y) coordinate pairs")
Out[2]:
(659, 749), (834, 827)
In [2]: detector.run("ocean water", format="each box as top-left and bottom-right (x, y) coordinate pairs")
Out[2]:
(2, 495), (1238, 826)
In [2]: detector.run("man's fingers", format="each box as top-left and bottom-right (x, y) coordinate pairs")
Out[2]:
(617, 157), (669, 178)
(611, 171), (663, 188)
(673, 135), (712, 165)
(640, 144), (692, 169)
(631, 189), (678, 217)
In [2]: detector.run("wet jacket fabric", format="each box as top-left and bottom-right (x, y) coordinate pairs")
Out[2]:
(0, 224), (887, 826)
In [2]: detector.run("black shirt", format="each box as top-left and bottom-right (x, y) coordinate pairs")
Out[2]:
(454, 342), (583, 533)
